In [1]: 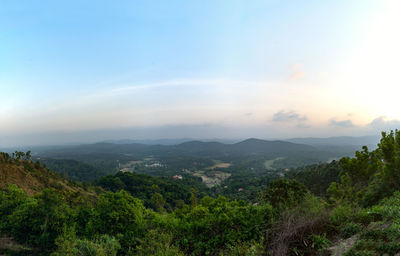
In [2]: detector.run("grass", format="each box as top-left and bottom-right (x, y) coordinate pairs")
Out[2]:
(263, 157), (286, 170)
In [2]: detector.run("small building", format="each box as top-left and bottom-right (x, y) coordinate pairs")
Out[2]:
(173, 175), (183, 180)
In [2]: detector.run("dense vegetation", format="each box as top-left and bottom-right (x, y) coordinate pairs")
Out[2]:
(285, 161), (342, 197)
(39, 158), (114, 183)
(95, 171), (209, 211)
(2, 130), (400, 255)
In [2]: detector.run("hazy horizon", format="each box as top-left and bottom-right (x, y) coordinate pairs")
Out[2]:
(2, 1), (400, 147)
(0, 125), (381, 148)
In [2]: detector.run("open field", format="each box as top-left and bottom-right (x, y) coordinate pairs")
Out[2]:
(205, 160), (232, 170)
(263, 157), (286, 169)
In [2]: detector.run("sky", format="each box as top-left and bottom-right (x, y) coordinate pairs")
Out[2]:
(1, 0), (400, 146)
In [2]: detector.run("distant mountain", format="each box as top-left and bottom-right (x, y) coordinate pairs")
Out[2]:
(38, 138), (323, 161)
(102, 138), (239, 145)
(172, 141), (227, 156)
(102, 138), (194, 145)
(231, 138), (316, 155)
(286, 135), (379, 147)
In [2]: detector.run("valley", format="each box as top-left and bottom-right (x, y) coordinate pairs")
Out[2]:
(30, 138), (358, 190)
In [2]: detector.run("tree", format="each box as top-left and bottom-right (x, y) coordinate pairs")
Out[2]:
(190, 188), (197, 207)
(261, 179), (308, 210)
(151, 192), (166, 212)
(53, 227), (121, 256)
(25, 150), (32, 161)
(0, 185), (28, 232)
(176, 196), (273, 255)
(87, 190), (146, 252)
(8, 189), (71, 251)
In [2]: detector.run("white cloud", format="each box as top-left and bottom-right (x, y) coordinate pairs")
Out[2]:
(369, 116), (400, 130)
(329, 119), (355, 128)
(272, 110), (308, 122)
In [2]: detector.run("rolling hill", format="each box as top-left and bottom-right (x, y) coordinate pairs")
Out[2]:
(37, 138), (323, 159)
(0, 152), (96, 197)
(31, 138), (351, 184)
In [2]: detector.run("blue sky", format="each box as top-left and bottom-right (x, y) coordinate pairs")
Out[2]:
(1, 0), (400, 146)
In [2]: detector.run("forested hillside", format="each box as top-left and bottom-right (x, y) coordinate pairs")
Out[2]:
(2, 131), (400, 255)
(0, 152), (97, 197)
(34, 138), (355, 194)
(38, 158), (113, 183)
(95, 171), (209, 210)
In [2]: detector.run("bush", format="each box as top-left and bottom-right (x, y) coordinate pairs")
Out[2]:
(376, 241), (400, 255)
(329, 204), (356, 227)
(369, 191), (400, 223)
(261, 179), (308, 211)
(175, 196), (273, 255)
(86, 190), (147, 252)
(310, 233), (331, 250)
(8, 189), (71, 251)
(352, 208), (381, 225)
(340, 223), (362, 239)
(0, 185), (29, 232)
(266, 194), (330, 256)
(221, 240), (264, 256)
(53, 231), (121, 256)
(134, 230), (184, 256)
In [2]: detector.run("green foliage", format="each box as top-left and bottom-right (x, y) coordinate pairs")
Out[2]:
(0, 185), (29, 232)
(53, 227), (121, 256)
(266, 193), (330, 256)
(309, 233), (331, 250)
(321, 130), (400, 209)
(336, 191), (400, 255)
(95, 172), (195, 210)
(369, 191), (400, 224)
(190, 188), (197, 207)
(340, 222), (363, 239)
(87, 190), (146, 251)
(344, 230), (400, 255)
(261, 179), (308, 211)
(1, 151), (33, 163)
(220, 240), (264, 256)
(134, 230), (184, 256)
(175, 196), (273, 255)
(213, 171), (281, 202)
(151, 192), (166, 212)
(285, 161), (342, 197)
(329, 204), (357, 226)
(39, 158), (112, 182)
(325, 145), (383, 206)
(72, 236), (120, 256)
(7, 189), (71, 251)
(5, 130), (400, 255)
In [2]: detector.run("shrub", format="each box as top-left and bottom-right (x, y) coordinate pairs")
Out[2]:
(86, 190), (147, 252)
(340, 223), (362, 239)
(175, 196), (273, 255)
(266, 194), (330, 256)
(134, 229), (184, 256)
(261, 179), (308, 211)
(53, 231), (121, 256)
(369, 191), (400, 223)
(329, 204), (355, 227)
(8, 189), (71, 251)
